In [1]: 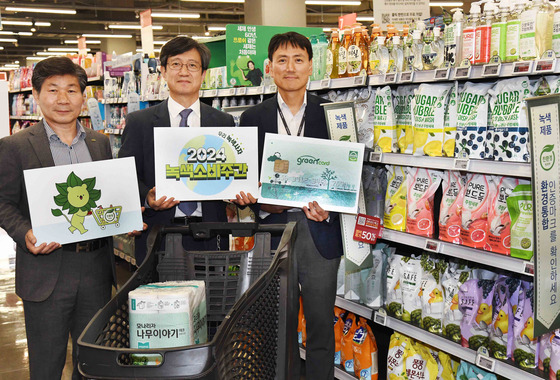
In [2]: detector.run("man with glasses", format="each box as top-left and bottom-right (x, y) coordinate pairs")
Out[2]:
(119, 36), (234, 264)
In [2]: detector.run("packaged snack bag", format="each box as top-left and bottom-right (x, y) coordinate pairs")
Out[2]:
(439, 171), (465, 244)
(460, 174), (490, 249)
(485, 97), (495, 160)
(384, 165), (407, 231)
(394, 85), (417, 153)
(352, 320), (379, 380)
(404, 342), (439, 380)
(341, 313), (358, 372)
(298, 296), (306, 346)
(507, 184), (534, 260)
(387, 333), (410, 379)
(442, 81), (459, 157)
(454, 81), (494, 159)
(412, 83), (453, 156)
(334, 307), (346, 365)
(488, 77), (533, 162)
(549, 333), (560, 380)
(513, 281), (537, 369)
(487, 176), (521, 255)
(360, 244), (388, 308)
(442, 263), (471, 343)
(405, 167), (443, 238)
(436, 351), (455, 380)
(363, 166), (387, 220)
(356, 87), (376, 148)
(456, 360), (498, 380)
(489, 276), (521, 360)
(386, 253), (404, 319)
(459, 278), (495, 350)
(373, 86), (398, 152)
(545, 75), (560, 94)
(539, 332), (553, 374)
(400, 256), (423, 326)
(420, 262), (445, 335)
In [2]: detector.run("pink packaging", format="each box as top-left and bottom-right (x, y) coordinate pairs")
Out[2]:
(487, 176), (520, 255)
(405, 167), (443, 238)
(439, 171), (465, 244)
(460, 174), (490, 249)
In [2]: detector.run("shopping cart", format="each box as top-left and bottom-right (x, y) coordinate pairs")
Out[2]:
(77, 222), (297, 379)
(92, 205), (122, 229)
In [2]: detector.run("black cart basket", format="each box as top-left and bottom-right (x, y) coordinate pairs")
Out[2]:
(77, 222), (297, 379)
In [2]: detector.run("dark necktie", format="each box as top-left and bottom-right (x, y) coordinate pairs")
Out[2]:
(177, 108), (197, 216)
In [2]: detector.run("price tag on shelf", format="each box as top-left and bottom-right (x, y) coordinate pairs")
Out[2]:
(237, 87), (247, 96)
(369, 151), (383, 163)
(524, 261), (535, 275)
(400, 71), (413, 82)
(434, 68), (450, 80)
(454, 66), (471, 79)
(207, 89), (218, 97)
(453, 158), (470, 170)
(534, 59), (556, 73)
(353, 214), (382, 245)
(227, 88), (236, 96)
(374, 309), (387, 326)
(476, 347), (496, 372)
(424, 239), (441, 253)
(199, 90), (203, 97)
(353, 76), (367, 86)
(513, 61), (533, 75)
(384, 72), (397, 83)
(482, 63), (501, 77)
(320, 78), (331, 88)
(266, 84), (278, 93)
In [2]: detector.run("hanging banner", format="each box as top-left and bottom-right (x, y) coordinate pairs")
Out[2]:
(140, 9), (154, 56)
(526, 94), (560, 336)
(373, 0), (429, 29)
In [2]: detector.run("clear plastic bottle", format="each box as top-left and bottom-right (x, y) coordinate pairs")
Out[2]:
(411, 30), (425, 70)
(422, 27), (435, 70)
(520, 0), (553, 60)
(391, 36), (405, 72)
(328, 29), (340, 79)
(505, 0), (525, 62)
(535, 0), (554, 58)
(309, 35), (319, 80)
(403, 24), (414, 70)
(463, 2), (481, 64)
(369, 24), (382, 74)
(348, 26), (365, 77)
(432, 27), (445, 68)
(377, 36), (390, 73)
(444, 8), (464, 66)
(491, 0), (509, 61)
(338, 26), (352, 78)
(317, 33), (329, 79)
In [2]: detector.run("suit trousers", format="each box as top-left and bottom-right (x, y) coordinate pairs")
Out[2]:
(288, 211), (341, 380)
(22, 246), (113, 380)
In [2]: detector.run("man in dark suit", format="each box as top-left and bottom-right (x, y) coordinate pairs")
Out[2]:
(119, 36), (235, 264)
(0, 57), (115, 379)
(239, 32), (343, 380)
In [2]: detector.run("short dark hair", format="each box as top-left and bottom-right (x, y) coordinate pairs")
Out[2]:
(32, 57), (87, 93)
(268, 32), (313, 61)
(247, 60), (255, 68)
(160, 36), (211, 71)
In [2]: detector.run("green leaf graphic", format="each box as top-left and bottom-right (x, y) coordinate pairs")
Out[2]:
(51, 209), (63, 217)
(339, 135), (351, 141)
(83, 177), (96, 190)
(55, 182), (68, 195)
(67, 171), (83, 187)
(543, 144), (555, 153)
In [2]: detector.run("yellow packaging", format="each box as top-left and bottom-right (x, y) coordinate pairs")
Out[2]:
(384, 165), (407, 231)
(442, 82), (459, 157)
(404, 343), (438, 380)
(373, 86), (397, 152)
(387, 333), (409, 380)
(411, 83), (453, 156)
(436, 351), (455, 380)
(394, 85), (417, 154)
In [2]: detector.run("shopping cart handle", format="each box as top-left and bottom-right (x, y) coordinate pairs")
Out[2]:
(158, 222), (288, 238)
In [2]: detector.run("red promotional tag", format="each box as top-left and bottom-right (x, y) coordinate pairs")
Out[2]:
(353, 214), (382, 245)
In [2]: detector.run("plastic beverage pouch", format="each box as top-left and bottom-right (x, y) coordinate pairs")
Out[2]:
(489, 276), (521, 360)
(342, 313), (358, 372)
(549, 333), (560, 380)
(442, 263), (471, 343)
(352, 320), (379, 380)
(442, 81), (459, 157)
(437, 351), (455, 380)
(420, 265), (444, 335)
(386, 253), (404, 319)
(539, 332), (553, 374)
(455, 81), (494, 159)
(459, 279), (495, 350)
(394, 85), (417, 153)
(487, 176), (521, 255)
(507, 184), (534, 260)
(360, 244), (387, 308)
(404, 342), (438, 380)
(456, 360), (498, 380)
(513, 281), (537, 369)
(373, 86), (397, 152)
(405, 167), (443, 238)
(334, 307), (345, 365)
(384, 165), (407, 231)
(545, 75), (560, 94)
(460, 174), (490, 249)
(485, 98), (495, 160)
(439, 171), (465, 244)
(387, 333), (409, 379)
(412, 83), (453, 156)
(363, 166), (387, 220)
(488, 77), (533, 162)
(400, 256), (423, 326)
(356, 87), (376, 148)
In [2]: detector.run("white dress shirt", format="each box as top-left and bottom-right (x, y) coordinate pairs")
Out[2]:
(277, 91), (307, 136)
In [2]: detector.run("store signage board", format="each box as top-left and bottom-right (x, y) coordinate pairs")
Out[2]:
(526, 94), (560, 336)
(373, 0), (429, 29)
(154, 127), (259, 201)
(23, 157), (143, 245)
(353, 214), (382, 245)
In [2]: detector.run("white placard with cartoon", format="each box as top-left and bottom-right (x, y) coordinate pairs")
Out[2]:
(154, 127), (259, 201)
(24, 157), (143, 245)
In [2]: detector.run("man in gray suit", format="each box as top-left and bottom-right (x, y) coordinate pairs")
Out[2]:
(119, 36), (235, 264)
(0, 57), (115, 379)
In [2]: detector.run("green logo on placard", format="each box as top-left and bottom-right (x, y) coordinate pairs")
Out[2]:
(540, 144), (556, 171)
(348, 151), (358, 162)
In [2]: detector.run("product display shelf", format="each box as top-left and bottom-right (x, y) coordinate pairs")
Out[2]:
(299, 346), (358, 380)
(9, 115), (41, 121)
(199, 84), (278, 98)
(8, 86), (32, 94)
(367, 151), (532, 178)
(380, 229), (534, 276)
(101, 97), (129, 104)
(104, 128), (123, 135)
(335, 296), (375, 320)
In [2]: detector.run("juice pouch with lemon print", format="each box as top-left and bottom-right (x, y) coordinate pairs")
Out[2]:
(439, 171), (465, 244)
(384, 165), (407, 231)
(386, 253), (404, 319)
(442, 81), (459, 157)
(506, 184), (534, 260)
(405, 167), (443, 238)
(400, 256), (423, 326)
(387, 333), (410, 380)
(460, 173), (490, 249)
(373, 86), (397, 152)
(394, 85), (417, 154)
(404, 342), (439, 380)
(487, 176), (523, 255)
(411, 83), (452, 156)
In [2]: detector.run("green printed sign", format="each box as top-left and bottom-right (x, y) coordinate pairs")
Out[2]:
(226, 24), (322, 87)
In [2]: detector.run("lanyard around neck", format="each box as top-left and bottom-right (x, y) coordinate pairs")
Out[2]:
(277, 102), (306, 137)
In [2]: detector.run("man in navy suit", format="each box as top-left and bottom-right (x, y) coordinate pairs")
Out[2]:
(119, 37), (235, 264)
(238, 32), (343, 380)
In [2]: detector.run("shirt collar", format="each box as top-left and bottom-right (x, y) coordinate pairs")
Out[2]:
(44, 120), (86, 144)
(168, 96), (201, 120)
(277, 91), (307, 116)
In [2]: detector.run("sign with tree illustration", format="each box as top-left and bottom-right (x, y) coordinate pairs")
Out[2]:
(259, 133), (364, 214)
(23, 157), (143, 245)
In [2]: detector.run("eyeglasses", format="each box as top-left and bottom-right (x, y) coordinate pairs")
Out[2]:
(167, 61), (202, 72)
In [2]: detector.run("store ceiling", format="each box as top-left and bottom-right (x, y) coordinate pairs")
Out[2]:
(0, 0), (466, 68)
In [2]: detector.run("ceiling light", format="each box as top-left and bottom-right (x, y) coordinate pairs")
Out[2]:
(151, 12), (200, 18)
(64, 39), (101, 44)
(181, 0), (244, 2)
(322, 28), (332, 32)
(109, 24), (163, 30)
(0, 38), (17, 43)
(36, 51), (74, 56)
(6, 7), (76, 15)
(1, 21), (33, 26)
(208, 26), (226, 31)
(0, 47), (5, 50)
(48, 47), (90, 52)
(18, 32), (33, 36)
(429, 1), (463, 5)
(0, 31), (14, 35)
(305, 1), (362, 5)
(192, 36), (212, 40)
(30, 28), (36, 32)
(136, 48), (161, 53)
(82, 33), (133, 38)
(356, 16), (374, 21)
(5, 64), (19, 68)
(27, 57), (45, 61)
(0, 67), (17, 70)
(14, 60), (19, 64)
(154, 40), (169, 45)
(34, 22), (51, 27)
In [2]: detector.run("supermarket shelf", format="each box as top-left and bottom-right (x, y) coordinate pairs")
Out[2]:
(9, 86), (32, 93)
(10, 115), (41, 120)
(335, 296), (375, 320)
(380, 229), (534, 277)
(374, 311), (546, 380)
(88, 75), (102, 82)
(299, 347), (357, 380)
(101, 97), (129, 104)
(104, 128), (124, 135)
(367, 151), (532, 178)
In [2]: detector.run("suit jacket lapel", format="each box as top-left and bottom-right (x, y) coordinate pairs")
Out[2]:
(153, 99), (171, 128)
(264, 95), (278, 133)
(27, 121), (55, 167)
(84, 128), (105, 161)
